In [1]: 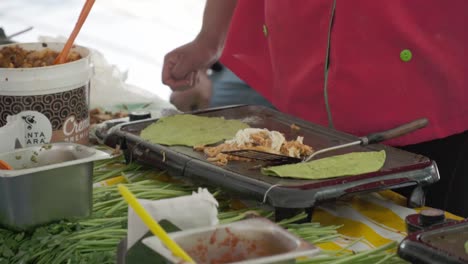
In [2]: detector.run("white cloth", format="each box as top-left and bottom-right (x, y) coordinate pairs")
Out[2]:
(127, 188), (219, 249)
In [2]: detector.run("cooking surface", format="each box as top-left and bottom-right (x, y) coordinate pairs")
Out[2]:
(120, 105), (429, 183)
(113, 105), (437, 208)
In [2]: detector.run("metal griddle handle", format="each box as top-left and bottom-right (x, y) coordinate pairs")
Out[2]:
(344, 178), (420, 203)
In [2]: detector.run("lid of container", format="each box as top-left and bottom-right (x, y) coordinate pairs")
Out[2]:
(419, 208), (445, 227)
(129, 111), (151, 122)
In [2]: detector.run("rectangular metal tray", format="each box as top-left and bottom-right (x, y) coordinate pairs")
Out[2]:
(398, 219), (468, 264)
(142, 217), (320, 264)
(107, 105), (439, 210)
(0, 142), (111, 230)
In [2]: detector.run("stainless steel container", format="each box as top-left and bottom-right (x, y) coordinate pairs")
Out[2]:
(142, 217), (320, 264)
(0, 142), (111, 230)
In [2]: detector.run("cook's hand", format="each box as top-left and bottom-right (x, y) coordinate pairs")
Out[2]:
(169, 72), (212, 112)
(162, 37), (220, 91)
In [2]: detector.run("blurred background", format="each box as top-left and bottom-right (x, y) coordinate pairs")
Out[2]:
(0, 0), (205, 101)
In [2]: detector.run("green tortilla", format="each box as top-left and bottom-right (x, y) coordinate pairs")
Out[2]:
(261, 150), (386, 179)
(140, 114), (249, 147)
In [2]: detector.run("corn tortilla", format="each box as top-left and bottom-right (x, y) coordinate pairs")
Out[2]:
(140, 114), (249, 147)
(262, 150), (386, 179)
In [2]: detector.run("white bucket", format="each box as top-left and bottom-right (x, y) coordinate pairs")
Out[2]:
(0, 42), (93, 146)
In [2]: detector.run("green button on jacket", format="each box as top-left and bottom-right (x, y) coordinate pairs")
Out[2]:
(400, 49), (412, 62)
(263, 24), (268, 37)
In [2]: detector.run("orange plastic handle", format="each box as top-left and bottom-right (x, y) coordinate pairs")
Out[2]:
(0, 160), (13, 170)
(54, 0), (95, 65)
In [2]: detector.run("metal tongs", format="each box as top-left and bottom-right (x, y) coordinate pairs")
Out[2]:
(223, 118), (429, 164)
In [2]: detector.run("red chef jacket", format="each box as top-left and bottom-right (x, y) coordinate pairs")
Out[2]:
(220, 0), (468, 146)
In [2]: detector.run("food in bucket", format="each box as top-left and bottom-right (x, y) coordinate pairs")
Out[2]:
(261, 150), (386, 179)
(140, 114), (249, 147)
(0, 43), (91, 145)
(197, 128), (313, 166)
(0, 45), (81, 68)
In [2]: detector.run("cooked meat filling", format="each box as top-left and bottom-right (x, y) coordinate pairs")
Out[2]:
(0, 45), (81, 68)
(195, 128), (313, 166)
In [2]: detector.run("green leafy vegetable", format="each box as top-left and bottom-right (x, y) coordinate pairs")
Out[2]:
(0, 151), (403, 264)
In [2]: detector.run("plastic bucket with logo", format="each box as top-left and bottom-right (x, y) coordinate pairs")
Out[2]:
(0, 42), (92, 146)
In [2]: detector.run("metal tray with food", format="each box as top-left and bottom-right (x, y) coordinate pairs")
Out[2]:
(398, 219), (468, 264)
(106, 105), (438, 214)
(142, 217), (320, 264)
(0, 142), (111, 230)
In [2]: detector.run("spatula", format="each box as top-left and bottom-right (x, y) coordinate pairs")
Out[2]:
(223, 118), (428, 164)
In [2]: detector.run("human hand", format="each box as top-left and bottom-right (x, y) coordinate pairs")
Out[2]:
(169, 71), (212, 112)
(162, 37), (220, 91)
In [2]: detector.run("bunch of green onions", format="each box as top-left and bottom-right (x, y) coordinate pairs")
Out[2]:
(0, 156), (407, 263)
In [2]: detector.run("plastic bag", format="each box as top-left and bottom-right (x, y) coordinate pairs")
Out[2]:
(38, 36), (175, 112)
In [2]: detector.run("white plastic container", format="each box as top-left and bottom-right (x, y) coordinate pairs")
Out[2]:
(142, 217), (320, 264)
(0, 42), (93, 146)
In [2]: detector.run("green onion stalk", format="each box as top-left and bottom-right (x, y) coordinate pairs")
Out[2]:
(0, 158), (407, 264)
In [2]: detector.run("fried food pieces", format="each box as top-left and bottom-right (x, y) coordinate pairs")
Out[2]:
(196, 128), (313, 166)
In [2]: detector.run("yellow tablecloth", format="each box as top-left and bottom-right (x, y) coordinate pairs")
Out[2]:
(312, 190), (462, 252)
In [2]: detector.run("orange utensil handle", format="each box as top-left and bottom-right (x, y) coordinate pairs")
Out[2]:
(0, 160), (13, 170)
(54, 0), (95, 64)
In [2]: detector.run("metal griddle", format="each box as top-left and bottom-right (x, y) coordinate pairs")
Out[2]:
(398, 219), (468, 264)
(106, 105), (439, 218)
